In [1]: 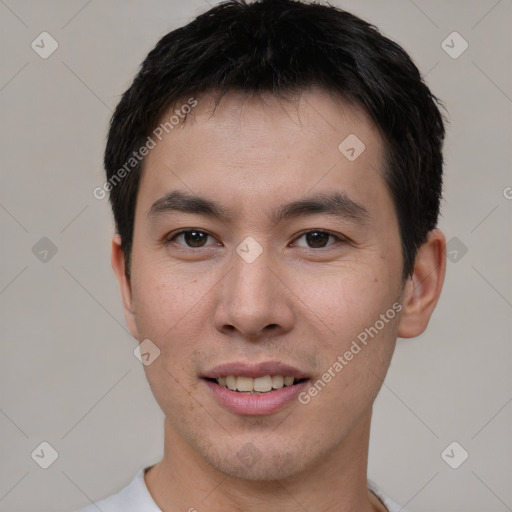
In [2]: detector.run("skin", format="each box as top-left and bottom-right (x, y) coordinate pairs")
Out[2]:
(112, 88), (446, 512)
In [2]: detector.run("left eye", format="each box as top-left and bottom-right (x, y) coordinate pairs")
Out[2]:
(293, 230), (342, 249)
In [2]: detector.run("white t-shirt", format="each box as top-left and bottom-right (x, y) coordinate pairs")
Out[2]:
(75, 466), (406, 512)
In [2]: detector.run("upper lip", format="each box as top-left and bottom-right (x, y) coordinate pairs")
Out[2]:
(202, 361), (310, 380)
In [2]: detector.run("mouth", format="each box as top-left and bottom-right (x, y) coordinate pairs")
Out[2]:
(201, 361), (311, 415)
(204, 375), (309, 394)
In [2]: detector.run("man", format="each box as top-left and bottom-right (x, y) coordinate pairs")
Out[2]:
(79, 0), (446, 510)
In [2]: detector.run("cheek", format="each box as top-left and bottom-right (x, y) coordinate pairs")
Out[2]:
(288, 260), (399, 344)
(297, 287), (399, 427)
(290, 261), (401, 410)
(130, 257), (212, 340)
(129, 267), (217, 406)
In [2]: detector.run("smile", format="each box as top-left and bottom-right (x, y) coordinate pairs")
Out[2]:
(213, 375), (304, 393)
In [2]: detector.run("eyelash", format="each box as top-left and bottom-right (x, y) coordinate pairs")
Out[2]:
(164, 229), (348, 250)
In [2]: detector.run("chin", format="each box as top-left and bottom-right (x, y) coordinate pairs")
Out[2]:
(200, 438), (312, 481)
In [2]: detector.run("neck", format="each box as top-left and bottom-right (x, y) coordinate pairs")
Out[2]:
(145, 407), (386, 512)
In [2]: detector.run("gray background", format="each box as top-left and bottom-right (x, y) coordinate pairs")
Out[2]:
(0, 1), (511, 511)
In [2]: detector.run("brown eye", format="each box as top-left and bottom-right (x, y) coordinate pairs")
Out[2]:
(294, 230), (340, 249)
(168, 230), (216, 248)
(306, 231), (330, 248)
(183, 231), (208, 247)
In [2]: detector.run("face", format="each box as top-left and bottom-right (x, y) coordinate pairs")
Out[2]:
(117, 89), (408, 480)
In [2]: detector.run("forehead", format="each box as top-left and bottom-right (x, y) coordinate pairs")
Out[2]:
(137, 88), (391, 222)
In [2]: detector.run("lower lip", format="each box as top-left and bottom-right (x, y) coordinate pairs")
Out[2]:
(203, 379), (309, 416)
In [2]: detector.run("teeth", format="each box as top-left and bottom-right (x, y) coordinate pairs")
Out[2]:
(272, 375), (284, 388)
(236, 376), (254, 392)
(225, 376), (236, 389)
(215, 375), (298, 393)
(284, 376), (294, 386)
(253, 375), (272, 392)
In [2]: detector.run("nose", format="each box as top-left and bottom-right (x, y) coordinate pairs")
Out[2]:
(213, 248), (295, 341)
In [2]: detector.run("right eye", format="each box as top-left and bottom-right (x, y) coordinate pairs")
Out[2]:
(165, 229), (220, 248)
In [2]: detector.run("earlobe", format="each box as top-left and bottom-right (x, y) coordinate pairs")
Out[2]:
(111, 234), (140, 340)
(397, 229), (447, 339)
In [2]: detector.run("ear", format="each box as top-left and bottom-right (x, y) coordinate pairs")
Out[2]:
(397, 229), (447, 338)
(111, 234), (140, 340)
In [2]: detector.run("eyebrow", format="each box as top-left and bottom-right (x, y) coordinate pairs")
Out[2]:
(147, 190), (368, 224)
